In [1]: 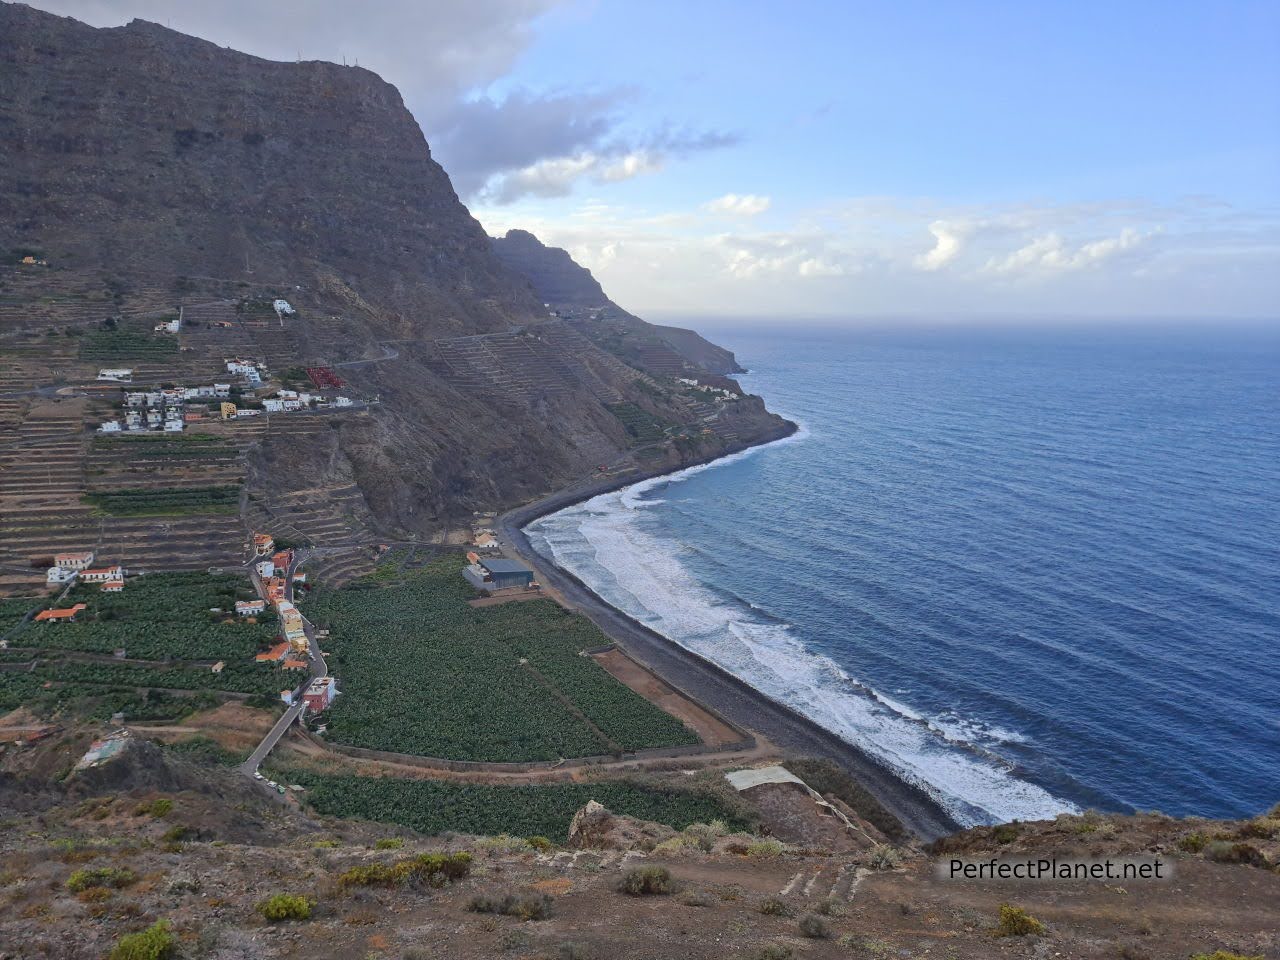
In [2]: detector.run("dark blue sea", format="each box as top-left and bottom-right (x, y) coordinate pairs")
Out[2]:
(527, 324), (1280, 826)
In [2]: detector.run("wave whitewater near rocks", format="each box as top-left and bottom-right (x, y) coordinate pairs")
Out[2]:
(526, 423), (1077, 828)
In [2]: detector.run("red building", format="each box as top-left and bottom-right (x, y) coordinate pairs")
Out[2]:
(302, 677), (336, 713)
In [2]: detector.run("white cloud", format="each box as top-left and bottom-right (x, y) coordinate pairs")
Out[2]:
(704, 193), (772, 216)
(914, 219), (966, 271)
(599, 152), (663, 182)
(984, 228), (1145, 275)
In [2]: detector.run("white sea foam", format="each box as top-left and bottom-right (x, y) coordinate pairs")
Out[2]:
(527, 432), (1077, 827)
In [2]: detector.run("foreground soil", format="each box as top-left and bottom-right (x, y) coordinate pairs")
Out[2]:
(2, 726), (1277, 960)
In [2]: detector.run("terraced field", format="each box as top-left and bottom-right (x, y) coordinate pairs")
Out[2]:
(305, 558), (700, 763)
(2, 572), (294, 716)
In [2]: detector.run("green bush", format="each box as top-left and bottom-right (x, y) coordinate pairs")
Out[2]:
(798, 913), (830, 939)
(992, 823), (1020, 844)
(757, 897), (790, 916)
(108, 920), (176, 960)
(995, 904), (1046, 937)
(67, 867), (136, 892)
(1203, 841), (1266, 866)
(1188, 952), (1263, 960)
(526, 835), (554, 852)
(756, 946), (793, 960)
(467, 891), (554, 921)
(618, 866), (672, 896)
(338, 851), (472, 890)
(1177, 832), (1209, 853)
(374, 837), (404, 850)
(256, 893), (313, 921)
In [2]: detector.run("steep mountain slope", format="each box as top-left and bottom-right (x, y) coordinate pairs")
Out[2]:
(492, 229), (745, 375)
(0, 2), (537, 334)
(0, 4), (789, 589)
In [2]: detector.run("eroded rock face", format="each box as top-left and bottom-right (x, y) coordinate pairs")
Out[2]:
(567, 800), (676, 851)
(0, 5), (540, 333)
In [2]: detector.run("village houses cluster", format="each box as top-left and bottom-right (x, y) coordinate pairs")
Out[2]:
(97, 357), (355, 433)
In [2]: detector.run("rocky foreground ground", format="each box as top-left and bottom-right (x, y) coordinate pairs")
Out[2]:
(1, 726), (1277, 960)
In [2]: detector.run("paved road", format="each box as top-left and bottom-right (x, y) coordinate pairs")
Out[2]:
(237, 550), (327, 777)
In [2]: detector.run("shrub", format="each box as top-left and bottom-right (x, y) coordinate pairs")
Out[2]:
(256, 893), (313, 921)
(992, 823), (1020, 844)
(798, 913), (830, 939)
(76, 886), (113, 903)
(374, 838), (404, 850)
(339, 851), (473, 890)
(559, 943), (591, 960)
(813, 896), (845, 917)
(677, 889), (714, 907)
(618, 866), (672, 896)
(1177, 832), (1209, 853)
(134, 798), (172, 818)
(744, 839), (785, 858)
(757, 897), (791, 917)
(467, 891), (554, 921)
(867, 844), (901, 870)
(108, 920), (176, 960)
(161, 825), (195, 844)
(526, 835), (554, 852)
(1188, 953), (1263, 960)
(996, 904), (1046, 937)
(757, 946), (793, 960)
(1203, 841), (1266, 866)
(67, 867), (136, 892)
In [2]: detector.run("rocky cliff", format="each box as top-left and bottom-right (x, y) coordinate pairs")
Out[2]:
(491, 229), (744, 375)
(0, 3), (786, 582)
(0, 2), (540, 334)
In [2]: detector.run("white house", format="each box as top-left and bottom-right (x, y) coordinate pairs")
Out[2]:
(98, 420), (122, 433)
(277, 389), (299, 400)
(334, 396), (353, 407)
(213, 383), (231, 398)
(262, 398), (284, 413)
(154, 316), (181, 333)
(255, 560), (275, 578)
(97, 368), (133, 382)
(81, 564), (124, 583)
(273, 299), (295, 317)
(164, 419), (184, 432)
(46, 566), (78, 585)
(54, 551), (94, 570)
(283, 399), (303, 412)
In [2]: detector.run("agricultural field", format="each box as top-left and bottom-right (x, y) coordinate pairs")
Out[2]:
(605, 402), (668, 443)
(77, 320), (177, 361)
(282, 771), (748, 842)
(92, 434), (236, 460)
(9, 572), (276, 662)
(83, 484), (241, 516)
(3, 573), (295, 716)
(0, 671), (230, 721)
(0, 596), (39, 634)
(305, 558), (700, 763)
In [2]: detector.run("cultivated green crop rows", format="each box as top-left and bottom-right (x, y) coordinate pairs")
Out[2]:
(286, 771), (745, 842)
(78, 329), (177, 360)
(605, 402), (667, 442)
(10, 572), (276, 662)
(0, 597), (39, 634)
(83, 485), (241, 516)
(305, 558), (699, 763)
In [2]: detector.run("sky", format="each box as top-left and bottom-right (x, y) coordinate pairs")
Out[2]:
(24, 0), (1280, 321)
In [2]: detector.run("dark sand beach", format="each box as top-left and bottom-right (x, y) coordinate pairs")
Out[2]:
(497, 428), (962, 842)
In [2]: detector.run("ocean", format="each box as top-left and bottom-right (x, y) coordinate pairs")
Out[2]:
(526, 323), (1280, 827)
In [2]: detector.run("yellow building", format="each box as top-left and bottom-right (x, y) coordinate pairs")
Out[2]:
(220, 401), (237, 419)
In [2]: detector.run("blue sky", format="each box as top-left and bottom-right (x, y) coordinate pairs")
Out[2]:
(31, 0), (1280, 319)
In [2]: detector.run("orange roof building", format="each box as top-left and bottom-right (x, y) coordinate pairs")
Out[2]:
(35, 603), (88, 623)
(252, 533), (275, 556)
(282, 658), (308, 670)
(102, 580), (124, 592)
(254, 642), (290, 663)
